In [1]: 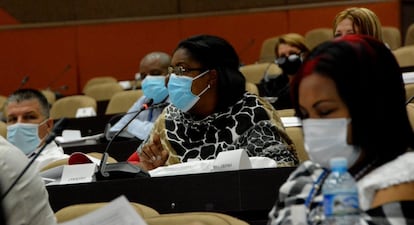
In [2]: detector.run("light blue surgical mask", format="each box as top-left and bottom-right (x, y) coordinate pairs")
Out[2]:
(7, 120), (47, 155)
(167, 70), (210, 112)
(141, 75), (168, 104)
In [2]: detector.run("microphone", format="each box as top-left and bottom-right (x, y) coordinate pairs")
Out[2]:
(96, 98), (154, 180)
(103, 101), (170, 140)
(18, 75), (29, 89)
(0, 118), (66, 200)
(46, 64), (71, 90)
(407, 95), (414, 105)
(263, 61), (281, 82)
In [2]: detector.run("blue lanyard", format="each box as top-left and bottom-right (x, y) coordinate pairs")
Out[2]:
(305, 169), (328, 209)
(148, 108), (153, 121)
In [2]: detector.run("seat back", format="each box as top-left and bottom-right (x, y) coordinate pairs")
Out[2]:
(0, 120), (6, 138)
(393, 45), (414, 68)
(305, 28), (333, 50)
(405, 23), (414, 46)
(146, 212), (249, 225)
(105, 89), (144, 115)
(84, 82), (124, 101)
(258, 36), (279, 63)
(0, 95), (7, 116)
(277, 108), (295, 117)
(245, 82), (259, 95)
(239, 63), (282, 84)
(50, 95), (97, 119)
(55, 202), (160, 223)
(407, 103), (414, 132)
(382, 26), (401, 50)
(406, 83), (414, 103)
(41, 89), (57, 105)
(82, 76), (118, 93)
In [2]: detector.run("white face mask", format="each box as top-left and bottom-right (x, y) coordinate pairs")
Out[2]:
(302, 118), (361, 169)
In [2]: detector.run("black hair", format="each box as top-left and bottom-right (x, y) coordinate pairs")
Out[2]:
(292, 34), (413, 165)
(292, 35), (414, 164)
(175, 34), (246, 112)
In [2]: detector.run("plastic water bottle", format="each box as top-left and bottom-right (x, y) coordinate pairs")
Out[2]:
(322, 157), (360, 225)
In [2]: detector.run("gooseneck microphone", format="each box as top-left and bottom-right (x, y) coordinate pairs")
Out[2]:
(103, 101), (169, 140)
(18, 75), (30, 89)
(0, 118), (66, 200)
(46, 64), (71, 90)
(96, 98), (154, 180)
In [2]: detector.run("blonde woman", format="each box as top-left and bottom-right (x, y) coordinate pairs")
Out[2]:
(258, 33), (310, 109)
(333, 7), (383, 41)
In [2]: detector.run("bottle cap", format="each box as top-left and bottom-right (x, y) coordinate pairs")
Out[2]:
(329, 157), (348, 170)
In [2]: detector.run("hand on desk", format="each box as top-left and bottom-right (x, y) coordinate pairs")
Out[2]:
(139, 133), (169, 170)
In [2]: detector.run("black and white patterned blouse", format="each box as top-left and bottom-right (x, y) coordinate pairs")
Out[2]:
(147, 92), (299, 167)
(268, 152), (414, 225)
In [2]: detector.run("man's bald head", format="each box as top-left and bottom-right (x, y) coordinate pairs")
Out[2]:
(139, 52), (171, 79)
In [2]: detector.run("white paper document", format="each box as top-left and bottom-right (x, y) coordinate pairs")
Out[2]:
(58, 195), (148, 225)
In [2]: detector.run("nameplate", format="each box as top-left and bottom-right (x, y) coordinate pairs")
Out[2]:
(212, 149), (252, 172)
(76, 107), (97, 118)
(62, 129), (82, 141)
(60, 163), (97, 184)
(403, 72), (414, 84)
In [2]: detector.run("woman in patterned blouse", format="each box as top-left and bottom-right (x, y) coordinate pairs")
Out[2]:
(268, 35), (414, 225)
(134, 34), (299, 170)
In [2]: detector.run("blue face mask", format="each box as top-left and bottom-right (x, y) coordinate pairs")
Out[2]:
(141, 75), (169, 104)
(7, 122), (45, 155)
(167, 70), (210, 112)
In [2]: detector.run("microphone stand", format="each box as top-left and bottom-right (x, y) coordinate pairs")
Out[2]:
(96, 99), (154, 180)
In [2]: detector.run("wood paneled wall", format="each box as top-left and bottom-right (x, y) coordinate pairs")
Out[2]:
(0, 0), (400, 96)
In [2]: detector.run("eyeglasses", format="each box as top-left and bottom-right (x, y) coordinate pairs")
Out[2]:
(168, 66), (204, 76)
(276, 53), (301, 64)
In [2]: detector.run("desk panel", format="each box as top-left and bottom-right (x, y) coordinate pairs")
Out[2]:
(55, 114), (114, 136)
(47, 167), (295, 225)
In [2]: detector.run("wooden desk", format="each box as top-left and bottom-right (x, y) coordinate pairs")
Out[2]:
(47, 167), (295, 225)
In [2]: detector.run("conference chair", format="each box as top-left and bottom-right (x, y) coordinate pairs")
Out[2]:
(404, 23), (414, 46)
(50, 95), (97, 119)
(55, 202), (160, 223)
(393, 45), (414, 68)
(0, 120), (6, 138)
(277, 108), (295, 117)
(41, 89), (57, 105)
(245, 82), (259, 95)
(239, 62), (282, 84)
(406, 83), (414, 103)
(84, 82), (124, 102)
(407, 103), (414, 131)
(105, 89), (143, 115)
(304, 28), (333, 50)
(258, 36), (279, 63)
(0, 95), (6, 116)
(55, 203), (249, 225)
(145, 212), (249, 225)
(382, 26), (401, 50)
(82, 76), (118, 94)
